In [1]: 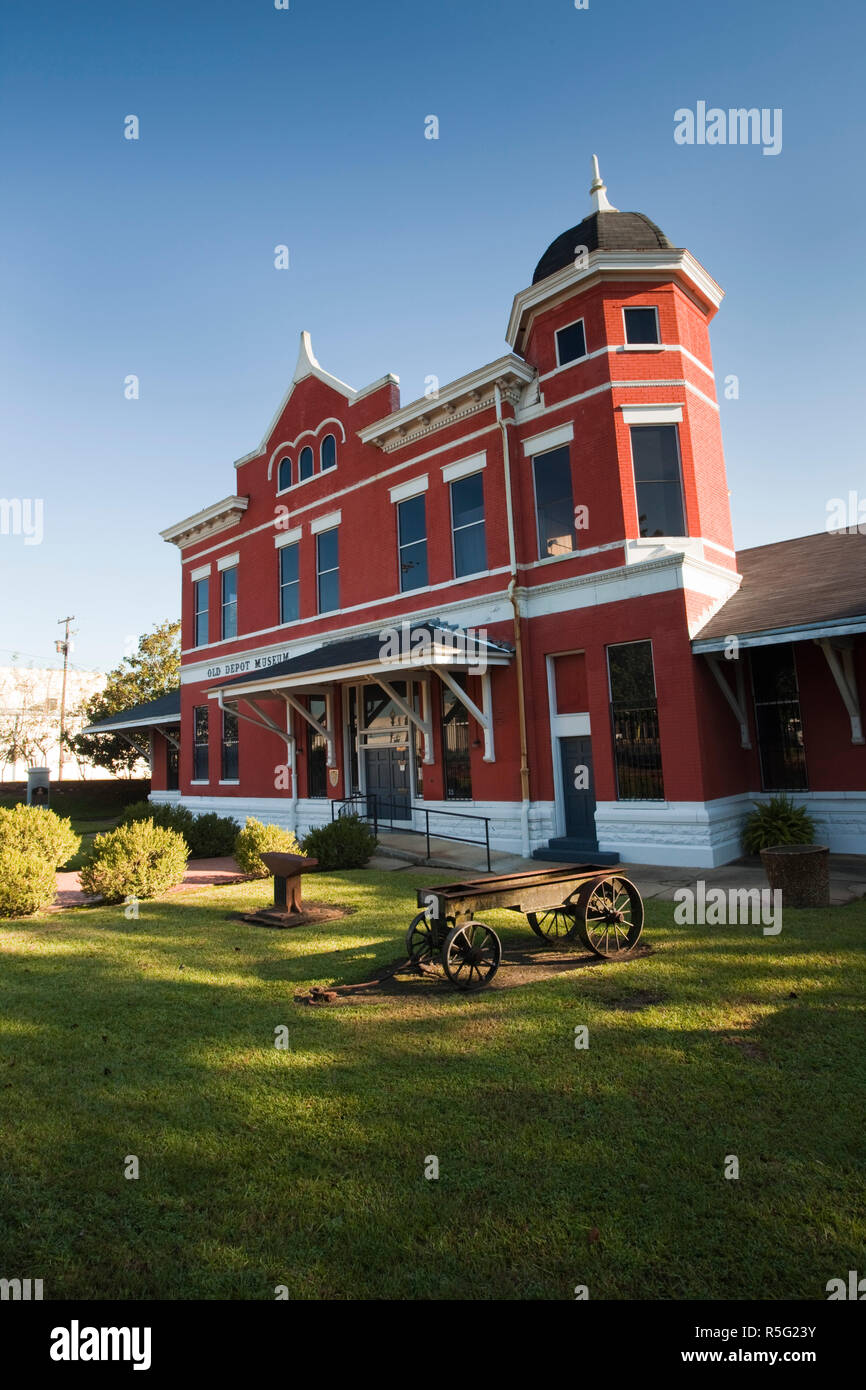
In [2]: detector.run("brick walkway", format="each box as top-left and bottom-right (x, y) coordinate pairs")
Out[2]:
(52, 856), (249, 910)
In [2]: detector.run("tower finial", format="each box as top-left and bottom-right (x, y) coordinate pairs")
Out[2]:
(589, 154), (617, 213)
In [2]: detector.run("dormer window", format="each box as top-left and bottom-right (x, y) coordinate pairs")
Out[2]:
(555, 319), (587, 366)
(277, 456), (292, 491)
(624, 306), (660, 345)
(321, 434), (337, 471)
(299, 446), (314, 481)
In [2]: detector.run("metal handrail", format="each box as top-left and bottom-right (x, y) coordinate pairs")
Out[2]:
(331, 793), (492, 872)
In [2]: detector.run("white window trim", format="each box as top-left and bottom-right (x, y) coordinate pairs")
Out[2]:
(532, 444), (576, 562)
(389, 474), (429, 504)
(554, 316), (588, 368)
(274, 526), (303, 549)
(622, 305), (660, 347)
(217, 553), (239, 572)
(191, 564), (211, 581)
(449, 471), (486, 580)
(311, 509), (341, 535)
(628, 422), (688, 540)
(442, 452), (486, 483)
(620, 404), (683, 425)
(522, 422), (574, 458)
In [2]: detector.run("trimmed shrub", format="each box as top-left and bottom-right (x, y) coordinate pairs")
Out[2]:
(121, 802), (238, 858)
(0, 848), (57, 918)
(234, 818), (304, 878)
(79, 821), (188, 903)
(742, 795), (816, 854)
(301, 815), (377, 871)
(0, 804), (80, 868)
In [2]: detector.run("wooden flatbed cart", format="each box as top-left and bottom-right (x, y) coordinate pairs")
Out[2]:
(407, 864), (644, 992)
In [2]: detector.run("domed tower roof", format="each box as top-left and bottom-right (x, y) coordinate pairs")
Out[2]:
(532, 156), (674, 284)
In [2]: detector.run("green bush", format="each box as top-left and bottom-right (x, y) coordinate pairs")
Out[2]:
(79, 821), (188, 903)
(742, 795), (816, 854)
(233, 817), (304, 878)
(121, 801), (238, 858)
(0, 804), (80, 868)
(0, 848), (57, 918)
(301, 814), (377, 870)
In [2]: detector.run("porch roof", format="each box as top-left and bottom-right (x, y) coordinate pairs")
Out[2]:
(82, 690), (181, 734)
(207, 623), (514, 699)
(693, 531), (866, 653)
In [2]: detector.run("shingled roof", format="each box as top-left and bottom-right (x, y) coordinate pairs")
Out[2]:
(693, 531), (866, 651)
(82, 690), (181, 734)
(532, 210), (674, 284)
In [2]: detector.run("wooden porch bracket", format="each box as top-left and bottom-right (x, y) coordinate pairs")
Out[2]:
(431, 667), (495, 763)
(704, 653), (751, 749)
(280, 690), (336, 767)
(371, 676), (434, 763)
(816, 638), (864, 744)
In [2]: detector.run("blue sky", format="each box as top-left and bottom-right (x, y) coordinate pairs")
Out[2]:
(1, 0), (863, 673)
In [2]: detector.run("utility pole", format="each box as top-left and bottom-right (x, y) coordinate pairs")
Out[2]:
(55, 616), (76, 782)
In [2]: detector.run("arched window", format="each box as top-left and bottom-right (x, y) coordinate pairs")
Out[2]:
(321, 433), (337, 471)
(277, 456), (292, 491)
(299, 445), (314, 480)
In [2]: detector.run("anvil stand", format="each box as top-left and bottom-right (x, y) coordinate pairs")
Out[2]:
(243, 852), (321, 928)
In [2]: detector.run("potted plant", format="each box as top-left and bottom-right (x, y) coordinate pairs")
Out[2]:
(742, 795), (829, 908)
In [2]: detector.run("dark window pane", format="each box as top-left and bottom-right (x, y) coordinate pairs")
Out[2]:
(451, 473), (484, 529)
(624, 307), (659, 344)
(221, 568), (237, 640)
(221, 710), (238, 781)
(307, 696), (327, 797)
(534, 445), (575, 557)
(299, 446), (314, 479)
(317, 529), (339, 613)
(318, 569), (339, 612)
(750, 645), (808, 791)
(193, 704), (209, 781)
(556, 319), (587, 364)
(398, 495), (428, 591)
(398, 494), (426, 546)
(317, 528), (338, 573)
(194, 579), (208, 647)
(321, 434), (337, 470)
(279, 544), (299, 623)
(278, 457), (292, 490)
(608, 641), (656, 705)
(441, 682), (471, 800)
(454, 523), (486, 577)
(630, 426), (685, 537)
(400, 541), (428, 590)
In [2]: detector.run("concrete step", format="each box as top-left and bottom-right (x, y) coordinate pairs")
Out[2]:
(533, 839), (620, 865)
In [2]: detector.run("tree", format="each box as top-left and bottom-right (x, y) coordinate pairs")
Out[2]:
(69, 620), (180, 775)
(0, 666), (56, 780)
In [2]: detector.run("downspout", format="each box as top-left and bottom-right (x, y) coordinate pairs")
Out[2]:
(495, 381), (532, 859)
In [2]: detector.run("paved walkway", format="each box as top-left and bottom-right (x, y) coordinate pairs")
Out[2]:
(52, 856), (249, 910)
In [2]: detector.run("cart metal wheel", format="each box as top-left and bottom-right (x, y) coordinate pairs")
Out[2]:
(574, 875), (644, 958)
(527, 907), (580, 943)
(406, 910), (437, 966)
(442, 920), (501, 991)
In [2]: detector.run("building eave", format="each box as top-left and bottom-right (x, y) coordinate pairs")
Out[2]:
(692, 615), (866, 654)
(160, 496), (249, 549)
(358, 354), (536, 453)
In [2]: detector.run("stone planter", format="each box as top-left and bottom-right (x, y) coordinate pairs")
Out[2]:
(759, 844), (830, 908)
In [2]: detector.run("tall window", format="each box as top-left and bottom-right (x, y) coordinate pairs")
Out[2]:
(533, 445), (575, 558)
(306, 696), (327, 797)
(317, 528), (339, 613)
(397, 494), (428, 591)
(221, 566), (237, 640)
(630, 425), (686, 538)
(441, 680), (471, 800)
(299, 445), (314, 480)
(279, 544), (299, 623)
(556, 319), (587, 365)
(193, 705), (209, 781)
(624, 306), (660, 344)
(751, 644), (808, 791)
(193, 578), (209, 647)
(221, 709), (239, 781)
(320, 434), (337, 471)
(450, 472), (487, 578)
(277, 456), (292, 491)
(607, 641), (664, 799)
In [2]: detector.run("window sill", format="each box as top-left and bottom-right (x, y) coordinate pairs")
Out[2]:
(190, 780), (209, 786)
(218, 780), (239, 786)
(617, 343), (665, 352)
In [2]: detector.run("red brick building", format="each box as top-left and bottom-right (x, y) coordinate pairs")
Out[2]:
(87, 161), (866, 866)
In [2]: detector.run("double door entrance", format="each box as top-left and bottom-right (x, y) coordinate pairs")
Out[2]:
(364, 745), (411, 824)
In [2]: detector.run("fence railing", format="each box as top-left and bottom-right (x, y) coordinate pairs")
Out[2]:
(331, 793), (492, 872)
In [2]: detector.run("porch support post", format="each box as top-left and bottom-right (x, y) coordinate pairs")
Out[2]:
(281, 690), (336, 766)
(704, 654), (751, 749)
(816, 638), (865, 744)
(433, 667), (495, 763)
(373, 676), (433, 763)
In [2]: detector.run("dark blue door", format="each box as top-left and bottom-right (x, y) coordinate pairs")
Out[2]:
(365, 746), (411, 823)
(559, 736), (597, 844)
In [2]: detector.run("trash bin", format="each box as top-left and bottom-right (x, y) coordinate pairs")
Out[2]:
(27, 767), (51, 808)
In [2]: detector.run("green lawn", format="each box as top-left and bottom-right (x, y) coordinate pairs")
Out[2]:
(0, 870), (863, 1300)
